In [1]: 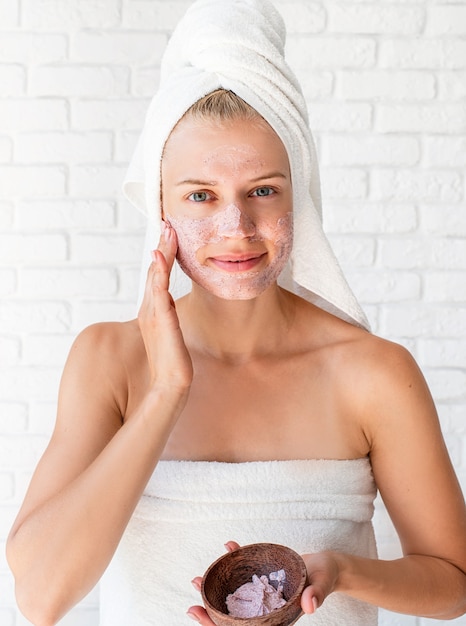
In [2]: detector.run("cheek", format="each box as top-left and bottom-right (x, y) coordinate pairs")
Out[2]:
(276, 213), (294, 248)
(167, 216), (214, 256)
(257, 212), (293, 251)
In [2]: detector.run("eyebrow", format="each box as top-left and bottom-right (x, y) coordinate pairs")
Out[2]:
(250, 171), (289, 182)
(175, 172), (288, 187)
(175, 178), (217, 187)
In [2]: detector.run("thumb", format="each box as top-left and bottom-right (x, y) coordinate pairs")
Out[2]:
(301, 585), (320, 614)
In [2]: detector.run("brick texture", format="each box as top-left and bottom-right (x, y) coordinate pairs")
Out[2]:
(1, 1), (465, 625)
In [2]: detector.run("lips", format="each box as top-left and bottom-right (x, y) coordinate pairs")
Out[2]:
(208, 252), (266, 273)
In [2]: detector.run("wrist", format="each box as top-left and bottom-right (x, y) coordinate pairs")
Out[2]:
(146, 383), (190, 410)
(331, 552), (380, 597)
(330, 551), (352, 593)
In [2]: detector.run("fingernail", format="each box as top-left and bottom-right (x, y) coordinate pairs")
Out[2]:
(151, 249), (157, 262)
(186, 611), (200, 622)
(191, 579), (199, 590)
(312, 596), (319, 612)
(164, 224), (171, 242)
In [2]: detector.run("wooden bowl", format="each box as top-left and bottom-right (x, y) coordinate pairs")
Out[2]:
(201, 543), (307, 626)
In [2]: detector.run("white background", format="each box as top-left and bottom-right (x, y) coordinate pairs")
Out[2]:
(0, 0), (465, 624)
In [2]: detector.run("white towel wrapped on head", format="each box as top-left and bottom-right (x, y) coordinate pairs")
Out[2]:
(124, 0), (370, 330)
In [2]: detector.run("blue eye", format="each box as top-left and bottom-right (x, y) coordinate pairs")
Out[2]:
(188, 191), (212, 202)
(252, 187), (275, 197)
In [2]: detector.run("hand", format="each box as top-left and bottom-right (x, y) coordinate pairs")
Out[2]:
(300, 551), (340, 613)
(187, 544), (339, 622)
(138, 222), (193, 393)
(187, 541), (240, 624)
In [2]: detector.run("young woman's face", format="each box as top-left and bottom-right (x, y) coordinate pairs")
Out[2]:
(161, 115), (293, 300)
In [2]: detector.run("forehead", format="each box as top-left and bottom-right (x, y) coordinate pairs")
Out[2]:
(162, 116), (290, 178)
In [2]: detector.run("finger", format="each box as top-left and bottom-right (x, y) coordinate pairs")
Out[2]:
(224, 540), (240, 552)
(186, 606), (216, 625)
(157, 220), (178, 273)
(139, 253), (159, 312)
(139, 250), (174, 320)
(148, 249), (170, 295)
(301, 585), (320, 614)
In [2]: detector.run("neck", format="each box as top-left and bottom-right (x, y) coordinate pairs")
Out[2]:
(177, 283), (296, 363)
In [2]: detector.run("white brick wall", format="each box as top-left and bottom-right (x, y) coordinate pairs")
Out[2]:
(0, 1), (465, 625)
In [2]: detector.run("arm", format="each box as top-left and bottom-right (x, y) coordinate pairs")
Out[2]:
(6, 225), (192, 626)
(303, 342), (466, 619)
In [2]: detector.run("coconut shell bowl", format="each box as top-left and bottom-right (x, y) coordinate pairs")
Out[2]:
(201, 543), (308, 626)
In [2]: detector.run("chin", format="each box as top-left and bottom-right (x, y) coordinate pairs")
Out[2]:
(181, 265), (285, 301)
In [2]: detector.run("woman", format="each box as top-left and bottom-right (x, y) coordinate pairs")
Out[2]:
(6, 1), (466, 625)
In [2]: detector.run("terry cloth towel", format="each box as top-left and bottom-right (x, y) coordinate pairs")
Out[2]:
(123, 0), (370, 331)
(99, 459), (378, 625)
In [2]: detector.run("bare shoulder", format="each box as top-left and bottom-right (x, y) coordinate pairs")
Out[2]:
(343, 329), (434, 419)
(67, 319), (144, 377)
(69, 318), (142, 359)
(294, 299), (435, 443)
(328, 319), (435, 440)
(338, 323), (421, 389)
(296, 298), (418, 383)
(60, 319), (145, 419)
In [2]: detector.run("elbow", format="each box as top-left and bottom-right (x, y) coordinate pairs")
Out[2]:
(10, 567), (84, 626)
(447, 567), (466, 619)
(433, 570), (466, 620)
(7, 547), (62, 626)
(444, 598), (466, 621)
(14, 567), (71, 626)
(436, 607), (466, 621)
(14, 581), (61, 626)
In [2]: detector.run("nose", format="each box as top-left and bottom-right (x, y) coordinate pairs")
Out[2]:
(214, 203), (256, 239)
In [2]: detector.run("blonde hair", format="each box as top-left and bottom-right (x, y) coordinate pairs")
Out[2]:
(185, 89), (261, 123)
